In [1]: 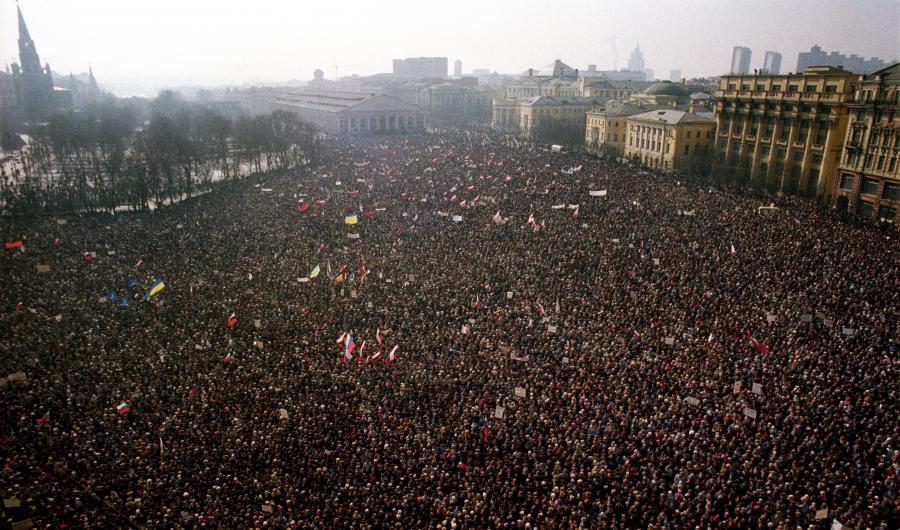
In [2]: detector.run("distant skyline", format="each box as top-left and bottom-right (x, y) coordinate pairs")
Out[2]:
(1, 0), (898, 96)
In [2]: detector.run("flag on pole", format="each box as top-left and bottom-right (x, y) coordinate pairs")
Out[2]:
(376, 328), (383, 346)
(370, 350), (383, 362)
(344, 215), (359, 225)
(35, 412), (50, 428)
(571, 205), (580, 220)
(750, 338), (770, 356)
(336, 331), (347, 345)
(344, 334), (356, 355)
(730, 243), (736, 256)
(536, 303), (545, 314)
(224, 352), (234, 365)
(116, 402), (130, 416)
(144, 278), (165, 300)
(4, 240), (24, 249)
(309, 265), (321, 279)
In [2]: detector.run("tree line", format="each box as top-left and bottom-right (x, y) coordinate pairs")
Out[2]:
(0, 91), (317, 216)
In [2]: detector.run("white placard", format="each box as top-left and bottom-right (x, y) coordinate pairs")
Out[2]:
(815, 508), (828, 520)
(254, 340), (264, 349)
(842, 327), (855, 336)
(56, 218), (67, 225)
(551, 204), (565, 210)
(823, 318), (833, 328)
(547, 325), (557, 334)
(684, 396), (699, 406)
(752, 383), (762, 395)
(743, 407), (757, 419)
(254, 319), (261, 329)
(589, 190), (607, 197)
(350, 289), (357, 298)
(36, 264), (50, 273)
(461, 325), (470, 335)
(452, 215), (463, 222)
(298, 277), (309, 283)
(733, 381), (742, 394)
(176, 224), (183, 229)
(800, 314), (812, 322)
(514, 387), (527, 398)
(766, 313), (776, 322)
(506, 291), (513, 299)
(494, 405), (505, 419)
(664, 337), (674, 345)
(347, 233), (360, 239)
(653, 258), (660, 266)
(278, 408), (289, 420)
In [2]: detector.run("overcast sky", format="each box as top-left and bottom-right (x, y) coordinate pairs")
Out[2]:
(2, 0), (898, 96)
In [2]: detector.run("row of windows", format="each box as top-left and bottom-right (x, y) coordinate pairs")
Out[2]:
(727, 83), (840, 93)
(839, 175), (900, 200)
(339, 115), (423, 131)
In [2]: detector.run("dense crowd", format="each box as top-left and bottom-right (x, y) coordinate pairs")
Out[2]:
(1, 130), (897, 529)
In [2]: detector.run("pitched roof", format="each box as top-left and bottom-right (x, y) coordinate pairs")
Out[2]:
(628, 109), (715, 125)
(523, 96), (602, 107)
(276, 91), (421, 114)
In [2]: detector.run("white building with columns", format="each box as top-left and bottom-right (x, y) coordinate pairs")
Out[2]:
(274, 91), (425, 134)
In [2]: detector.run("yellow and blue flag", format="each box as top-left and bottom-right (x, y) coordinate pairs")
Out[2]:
(145, 278), (165, 300)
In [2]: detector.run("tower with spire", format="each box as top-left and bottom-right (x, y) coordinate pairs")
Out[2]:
(10, 3), (70, 121)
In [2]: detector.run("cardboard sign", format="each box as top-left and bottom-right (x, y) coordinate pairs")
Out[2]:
(514, 386), (527, 398)
(494, 405), (505, 419)
(261, 504), (273, 513)
(752, 383), (762, 395)
(254, 319), (261, 329)
(800, 314), (813, 322)
(547, 325), (557, 334)
(815, 508), (828, 520)
(36, 264), (50, 273)
(506, 291), (513, 299)
(56, 218), (67, 225)
(664, 337), (674, 345)
(743, 407), (757, 419)
(653, 258), (660, 266)
(823, 318), (833, 328)
(733, 381), (742, 394)
(766, 313), (776, 323)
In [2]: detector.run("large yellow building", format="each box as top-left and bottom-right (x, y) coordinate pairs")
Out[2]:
(493, 95), (601, 144)
(833, 64), (900, 221)
(586, 101), (666, 158)
(712, 66), (860, 198)
(623, 109), (716, 172)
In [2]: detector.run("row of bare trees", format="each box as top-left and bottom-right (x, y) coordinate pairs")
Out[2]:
(1, 91), (316, 216)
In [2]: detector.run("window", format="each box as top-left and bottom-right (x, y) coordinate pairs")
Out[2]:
(727, 83), (736, 90)
(825, 85), (837, 93)
(816, 123), (828, 145)
(761, 146), (770, 157)
(884, 183), (900, 200)
(839, 174), (855, 190)
(741, 84), (750, 91)
(858, 201), (875, 218)
(788, 85), (799, 93)
(811, 155), (822, 168)
(684, 145), (690, 155)
(793, 151), (804, 161)
(771, 84), (781, 92)
(879, 205), (897, 220)
(862, 179), (879, 195)
(804, 85), (817, 93)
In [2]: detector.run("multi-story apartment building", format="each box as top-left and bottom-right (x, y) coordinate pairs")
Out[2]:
(834, 64), (900, 221)
(712, 65), (860, 198)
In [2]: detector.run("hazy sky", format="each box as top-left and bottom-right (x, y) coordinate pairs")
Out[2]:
(2, 0), (898, 96)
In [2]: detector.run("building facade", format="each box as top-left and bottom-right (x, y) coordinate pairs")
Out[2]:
(833, 64), (900, 221)
(493, 95), (599, 141)
(454, 60), (462, 78)
(392, 57), (448, 79)
(624, 109), (716, 172)
(586, 101), (666, 158)
(275, 91), (425, 134)
(731, 47), (752, 75)
(762, 51), (782, 75)
(712, 66), (860, 198)
(797, 45), (894, 75)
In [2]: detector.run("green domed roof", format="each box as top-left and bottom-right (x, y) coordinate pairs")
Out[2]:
(643, 81), (689, 97)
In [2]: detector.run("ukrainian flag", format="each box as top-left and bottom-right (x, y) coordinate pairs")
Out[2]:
(344, 215), (359, 225)
(145, 278), (166, 300)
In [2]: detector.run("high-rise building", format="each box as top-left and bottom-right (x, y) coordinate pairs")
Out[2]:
(730, 46), (752, 74)
(713, 65), (860, 199)
(833, 64), (900, 221)
(627, 44), (645, 72)
(392, 57), (448, 79)
(669, 69), (682, 83)
(796, 45), (894, 75)
(762, 51), (782, 74)
(454, 60), (462, 78)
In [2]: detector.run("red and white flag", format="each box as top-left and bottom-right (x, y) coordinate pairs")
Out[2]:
(571, 205), (580, 220)
(750, 338), (770, 356)
(387, 345), (398, 362)
(730, 243), (736, 256)
(376, 328), (383, 346)
(492, 211), (502, 224)
(227, 313), (238, 328)
(224, 352), (233, 364)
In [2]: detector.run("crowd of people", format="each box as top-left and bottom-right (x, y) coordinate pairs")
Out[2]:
(1, 129), (897, 529)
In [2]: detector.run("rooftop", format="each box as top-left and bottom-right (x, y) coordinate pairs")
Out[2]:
(628, 109), (715, 125)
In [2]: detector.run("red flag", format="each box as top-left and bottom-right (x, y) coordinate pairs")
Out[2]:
(4, 241), (23, 249)
(227, 313), (238, 328)
(224, 352), (233, 364)
(298, 203), (311, 213)
(481, 425), (490, 444)
(571, 205), (580, 220)
(750, 338), (770, 356)
(35, 412), (50, 428)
